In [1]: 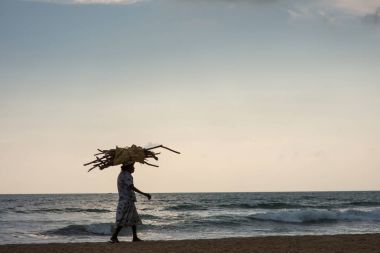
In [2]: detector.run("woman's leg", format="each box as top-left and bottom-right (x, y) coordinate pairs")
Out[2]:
(110, 226), (123, 242)
(132, 225), (142, 241)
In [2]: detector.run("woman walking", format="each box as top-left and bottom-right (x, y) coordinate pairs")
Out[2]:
(109, 162), (151, 243)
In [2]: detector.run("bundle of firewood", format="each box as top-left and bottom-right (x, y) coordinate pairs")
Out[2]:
(84, 144), (180, 172)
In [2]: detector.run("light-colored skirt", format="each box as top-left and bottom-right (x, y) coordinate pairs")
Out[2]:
(115, 201), (142, 227)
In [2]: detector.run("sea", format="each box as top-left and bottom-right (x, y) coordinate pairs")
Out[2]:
(1, 191), (380, 245)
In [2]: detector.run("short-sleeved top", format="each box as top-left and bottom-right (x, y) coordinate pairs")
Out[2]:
(117, 171), (137, 202)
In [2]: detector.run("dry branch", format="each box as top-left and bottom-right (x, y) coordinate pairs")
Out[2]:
(84, 144), (180, 172)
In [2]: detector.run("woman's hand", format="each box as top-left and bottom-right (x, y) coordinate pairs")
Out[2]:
(132, 186), (152, 200)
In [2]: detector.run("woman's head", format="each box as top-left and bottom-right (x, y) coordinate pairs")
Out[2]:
(121, 162), (135, 173)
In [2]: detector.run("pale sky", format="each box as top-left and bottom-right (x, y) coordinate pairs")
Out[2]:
(0, 0), (380, 194)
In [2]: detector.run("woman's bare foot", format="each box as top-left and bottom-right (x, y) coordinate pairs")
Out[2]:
(108, 237), (120, 243)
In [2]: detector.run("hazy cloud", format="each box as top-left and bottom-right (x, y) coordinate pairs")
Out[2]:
(144, 142), (162, 149)
(22, 0), (380, 26)
(318, 10), (338, 24)
(363, 7), (380, 24)
(221, 0), (278, 3)
(329, 0), (380, 15)
(26, 0), (279, 4)
(286, 0), (380, 25)
(326, 0), (380, 26)
(287, 7), (313, 19)
(73, 0), (141, 4)
(24, 0), (143, 4)
(287, 3), (337, 25)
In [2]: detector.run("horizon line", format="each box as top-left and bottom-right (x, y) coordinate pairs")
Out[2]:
(1, 189), (380, 195)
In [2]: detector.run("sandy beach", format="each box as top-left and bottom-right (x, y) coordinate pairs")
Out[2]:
(1, 234), (379, 253)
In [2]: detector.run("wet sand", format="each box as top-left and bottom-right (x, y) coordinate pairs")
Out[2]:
(1, 234), (380, 253)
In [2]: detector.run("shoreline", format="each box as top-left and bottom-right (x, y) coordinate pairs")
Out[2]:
(1, 234), (380, 253)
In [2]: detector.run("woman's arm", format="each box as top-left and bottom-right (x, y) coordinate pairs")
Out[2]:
(132, 185), (151, 200)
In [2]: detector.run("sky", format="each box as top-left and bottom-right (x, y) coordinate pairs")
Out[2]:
(0, 0), (380, 194)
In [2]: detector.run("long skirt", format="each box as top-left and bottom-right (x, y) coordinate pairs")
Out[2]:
(115, 201), (142, 227)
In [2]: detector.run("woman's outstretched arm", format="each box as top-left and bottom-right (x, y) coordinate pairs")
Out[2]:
(132, 185), (151, 200)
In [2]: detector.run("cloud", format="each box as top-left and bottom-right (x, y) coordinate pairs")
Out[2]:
(144, 142), (162, 149)
(24, 0), (144, 4)
(222, 0), (278, 3)
(328, 0), (380, 15)
(73, 0), (141, 4)
(24, 0), (380, 27)
(181, 0), (278, 3)
(318, 10), (338, 24)
(326, 0), (380, 26)
(287, 4), (338, 25)
(363, 7), (380, 24)
(287, 7), (312, 19)
(286, 0), (380, 26)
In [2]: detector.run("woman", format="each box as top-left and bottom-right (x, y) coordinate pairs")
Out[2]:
(109, 162), (151, 243)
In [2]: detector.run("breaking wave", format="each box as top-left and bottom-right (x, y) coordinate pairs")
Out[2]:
(249, 208), (380, 223)
(44, 223), (114, 236)
(43, 222), (157, 236)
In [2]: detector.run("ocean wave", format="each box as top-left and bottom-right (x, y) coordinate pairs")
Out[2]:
(249, 208), (380, 223)
(348, 201), (380, 207)
(165, 202), (310, 211)
(43, 222), (157, 236)
(218, 203), (303, 209)
(14, 207), (112, 214)
(190, 219), (243, 227)
(163, 203), (208, 211)
(44, 223), (114, 236)
(218, 201), (380, 210)
(188, 215), (249, 227)
(140, 214), (160, 220)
